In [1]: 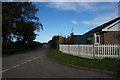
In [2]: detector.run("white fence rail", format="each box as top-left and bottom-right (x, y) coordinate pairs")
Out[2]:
(59, 44), (120, 59)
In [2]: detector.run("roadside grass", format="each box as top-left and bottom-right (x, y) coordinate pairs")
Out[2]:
(47, 49), (120, 72)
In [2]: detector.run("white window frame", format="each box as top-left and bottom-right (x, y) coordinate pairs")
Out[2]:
(94, 33), (100, 44)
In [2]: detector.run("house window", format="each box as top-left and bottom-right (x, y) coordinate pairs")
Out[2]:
(96, 36), (99, 43)
(94, 33), (100, 44)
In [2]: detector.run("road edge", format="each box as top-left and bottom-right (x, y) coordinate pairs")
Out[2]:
(46, 54), (119, 78)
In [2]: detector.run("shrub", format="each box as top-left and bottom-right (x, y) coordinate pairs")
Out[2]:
(2, 41), (43, 55)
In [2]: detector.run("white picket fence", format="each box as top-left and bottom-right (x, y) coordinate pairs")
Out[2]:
(59, 44), (120, 59)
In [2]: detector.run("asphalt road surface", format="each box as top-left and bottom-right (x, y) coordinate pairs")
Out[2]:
(2, 44), (115, 78)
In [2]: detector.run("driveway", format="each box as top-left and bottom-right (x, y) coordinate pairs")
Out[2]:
(2, 44), (115, 78)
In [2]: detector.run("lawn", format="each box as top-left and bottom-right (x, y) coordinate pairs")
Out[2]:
(47, 49), (120, 72)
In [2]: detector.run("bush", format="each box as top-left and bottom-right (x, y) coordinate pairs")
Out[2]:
(2, 41), (43, 55)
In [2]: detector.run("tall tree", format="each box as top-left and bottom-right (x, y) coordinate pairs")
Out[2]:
(2, 2), (43, 43)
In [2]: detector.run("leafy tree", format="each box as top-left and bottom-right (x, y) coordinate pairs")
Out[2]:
(2, 2), (20, 42)
(2, 2), (43, 43)
(65, 32), (74, 44)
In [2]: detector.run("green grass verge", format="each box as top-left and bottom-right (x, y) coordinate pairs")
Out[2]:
(47, 49), (120, 72)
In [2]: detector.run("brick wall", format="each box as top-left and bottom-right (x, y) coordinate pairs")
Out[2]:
(103, 31), (120, 44)
(87, 31), (120, 44)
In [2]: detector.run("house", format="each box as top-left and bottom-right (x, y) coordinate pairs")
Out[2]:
(84, 17), (120, 44)
(65, 32), (87, 44)
(73, 35), (87, 44)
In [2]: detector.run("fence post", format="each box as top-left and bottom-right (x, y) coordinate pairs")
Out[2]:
(93, 44), (95, 59)
(78, 45), (79, 56)
(117, 45), (119, 59)
(59, 44), (61, 51)
(118, 45), (120, 59)
(68, 44), (70, 55)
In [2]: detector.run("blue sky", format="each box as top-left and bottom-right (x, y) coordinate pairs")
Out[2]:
(33, 2), (118, 43)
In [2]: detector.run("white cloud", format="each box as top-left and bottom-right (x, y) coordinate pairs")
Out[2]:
(72, 20), (78, 24)
(82, 12), (118, 26)
(46, 2), (117, 13)
(46, 2), (118, 26)
(46, 2), (78, 11)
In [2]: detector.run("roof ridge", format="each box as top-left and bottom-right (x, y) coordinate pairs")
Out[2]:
(84, 17), (120, 35)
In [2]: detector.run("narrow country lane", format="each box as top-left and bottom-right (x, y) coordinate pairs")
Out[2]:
(2, 45), (115, 78)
